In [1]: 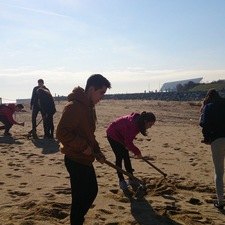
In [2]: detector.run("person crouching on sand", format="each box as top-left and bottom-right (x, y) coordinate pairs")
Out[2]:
(0, 103), (25, 136)
(106, 111), (156, 190)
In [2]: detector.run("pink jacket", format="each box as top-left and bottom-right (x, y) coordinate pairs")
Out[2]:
(0, 104), (18, 125)
(106, 113), (141, 155)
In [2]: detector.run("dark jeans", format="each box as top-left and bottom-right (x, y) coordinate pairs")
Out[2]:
(32, 106), (45, 131)
(0, 115), (12, 133)
(65, 156), (98, 225)
(107, 136), (134, 181)
(43, 113), (54, 137)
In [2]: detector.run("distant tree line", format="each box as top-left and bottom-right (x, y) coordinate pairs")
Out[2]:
(176, 79), (225, 92)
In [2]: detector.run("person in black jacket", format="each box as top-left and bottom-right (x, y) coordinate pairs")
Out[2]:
(37, 87), (56, 138)
(200, 88), (225, 209)
(30, 79), (49, 137)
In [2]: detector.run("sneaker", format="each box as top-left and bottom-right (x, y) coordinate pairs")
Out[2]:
(119, 180), (128, 190)
(214, 202), (224, 210)
(128, 179), (140, 187)
(4, 132), (12, 136)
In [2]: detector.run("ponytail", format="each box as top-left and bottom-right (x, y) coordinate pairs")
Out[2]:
(137, 111), (156, 136)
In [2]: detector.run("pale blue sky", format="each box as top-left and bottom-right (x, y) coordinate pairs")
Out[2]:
(0, 0), (225, 102)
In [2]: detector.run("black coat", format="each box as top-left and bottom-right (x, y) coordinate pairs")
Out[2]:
(200, 99), (225, 143)
(37, 88), (56, 115)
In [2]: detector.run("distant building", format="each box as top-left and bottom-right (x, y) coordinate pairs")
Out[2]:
(160, 77), (203, 92)
(16, 98), (31, 103)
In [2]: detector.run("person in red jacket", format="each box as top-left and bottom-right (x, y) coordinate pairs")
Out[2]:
(0, 103), (25, 136)
(106, 111), (156, 190)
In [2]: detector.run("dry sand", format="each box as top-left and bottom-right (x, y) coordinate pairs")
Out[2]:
(0, 100), (225, 225)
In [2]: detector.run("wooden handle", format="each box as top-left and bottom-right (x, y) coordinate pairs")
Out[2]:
(105, 160), (143, 184)
(142, 157), (167, 177)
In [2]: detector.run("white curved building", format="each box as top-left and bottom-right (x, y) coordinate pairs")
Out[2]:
(160, 77), (203, 92)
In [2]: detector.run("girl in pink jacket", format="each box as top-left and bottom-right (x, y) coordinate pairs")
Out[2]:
(106, 111), (156, 190)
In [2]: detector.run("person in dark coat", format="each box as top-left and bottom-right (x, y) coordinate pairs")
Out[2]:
(37, 87), (56, 138)
(200, 88), (225, 209)
(30, 79), (49, 137)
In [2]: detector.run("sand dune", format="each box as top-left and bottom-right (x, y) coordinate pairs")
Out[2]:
(0, 100), (224, 225)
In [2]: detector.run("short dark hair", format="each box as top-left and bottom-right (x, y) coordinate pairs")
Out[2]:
(16, 104), (24, 109)
(38, 79), (44, 84)
(85, 74), (111, 92)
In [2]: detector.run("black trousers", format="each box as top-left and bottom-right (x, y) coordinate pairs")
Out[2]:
(107, 136), (134, 181)
(65, 156), (98, 225)
(32, 106), (45, 131)
(43, 113), (54, 137)
(0, 115), (12, 133)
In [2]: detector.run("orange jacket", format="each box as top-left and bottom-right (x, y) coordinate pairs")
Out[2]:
(56, 87), (102, 165)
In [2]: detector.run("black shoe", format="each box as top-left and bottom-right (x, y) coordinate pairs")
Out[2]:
(214, 202), (224, 209)
(4, 132), (12, 136)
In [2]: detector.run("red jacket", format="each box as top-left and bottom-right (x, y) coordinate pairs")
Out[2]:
(0, 104), (18, 125)
(106, 113), (141, 155)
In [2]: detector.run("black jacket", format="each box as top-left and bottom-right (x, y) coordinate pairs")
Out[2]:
(30, 85), (49, 108)
(200, 99), (225, 143)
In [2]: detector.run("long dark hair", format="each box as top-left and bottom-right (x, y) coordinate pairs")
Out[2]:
(135, 111), (156, 136)
(200, 88), (222, 112)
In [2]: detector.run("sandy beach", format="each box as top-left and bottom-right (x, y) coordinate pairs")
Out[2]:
(0, 99), (224, 225)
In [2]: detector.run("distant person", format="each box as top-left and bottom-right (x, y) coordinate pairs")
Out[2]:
(106, 111), (156, 190)
(200, 88), (225, 209)
(37, 87), (56, 138)
(0, 103), (25, 136)
(56, 74), (111, 225)
(30, 79), (49, 137)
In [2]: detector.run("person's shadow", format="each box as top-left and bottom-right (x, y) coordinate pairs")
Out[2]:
(0, 136), (24, 144)
(124, 191), (182, 225)
(129, 196), (182, 225)
(31, 137), (60, 154)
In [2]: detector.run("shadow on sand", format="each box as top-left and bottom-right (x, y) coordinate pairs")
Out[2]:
(122, 189), (182, 225)
(0, 136), (24, 144)
(31, 137), (60, 154)
(130, 197), (182, 225)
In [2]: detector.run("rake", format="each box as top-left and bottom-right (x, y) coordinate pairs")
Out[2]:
(105, 159), (147, 198)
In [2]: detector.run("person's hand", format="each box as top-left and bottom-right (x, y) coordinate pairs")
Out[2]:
(82, 146), (92, 156)
(135, 153), (143, 159)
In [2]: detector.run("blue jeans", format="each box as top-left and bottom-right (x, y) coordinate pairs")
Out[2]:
(211, 138), (225, 203)
(64, 156), (98, 225)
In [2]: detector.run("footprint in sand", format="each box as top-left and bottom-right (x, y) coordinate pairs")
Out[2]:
(43, 192), (56, 200)
(19, 182), (28, 188)
(53, 186), (71, 195)
(5, 173), (21, 178)
(109, 204), (126, 210)
(8, 190), (30, 198)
